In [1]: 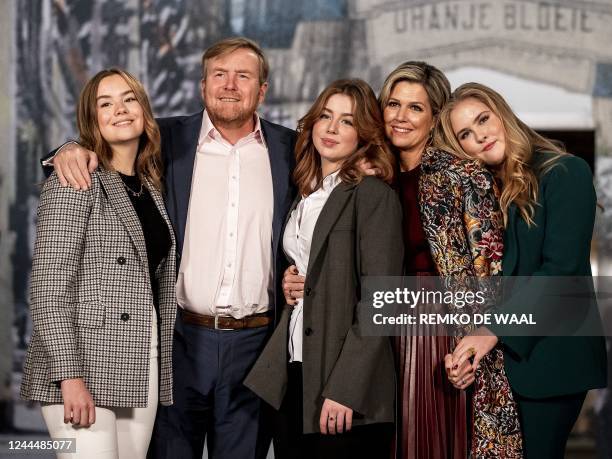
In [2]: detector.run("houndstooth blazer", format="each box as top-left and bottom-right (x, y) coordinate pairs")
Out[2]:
(20, 168), (177, 408)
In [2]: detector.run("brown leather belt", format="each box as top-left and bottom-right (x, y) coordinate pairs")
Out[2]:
(181, 309), (271, 330)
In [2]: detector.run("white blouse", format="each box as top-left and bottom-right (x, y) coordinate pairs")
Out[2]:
(283, 171), (341, 362)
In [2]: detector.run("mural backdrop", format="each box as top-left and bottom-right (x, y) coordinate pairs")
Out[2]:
(1, 1), (611, 456)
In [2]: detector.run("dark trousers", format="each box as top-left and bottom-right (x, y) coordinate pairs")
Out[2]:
(514, 391), (586, 459)
(149, 319), (272, 459)
(273, 362), (394, 459)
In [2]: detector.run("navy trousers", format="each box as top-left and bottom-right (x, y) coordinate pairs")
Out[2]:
(150, 316), (272, 459)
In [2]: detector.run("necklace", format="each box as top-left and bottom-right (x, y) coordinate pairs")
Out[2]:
(122, 178), (145, 197)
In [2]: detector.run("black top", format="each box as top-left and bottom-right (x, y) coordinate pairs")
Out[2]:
(119, 172), (171, 309)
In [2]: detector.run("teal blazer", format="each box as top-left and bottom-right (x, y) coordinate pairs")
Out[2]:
(490, 153), (607, 398)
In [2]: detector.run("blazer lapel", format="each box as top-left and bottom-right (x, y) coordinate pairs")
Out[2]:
(306, 182), (355, 274)
(261, 119), (293, 260)
(502, 204), (519, 275)
(98, 169), (150, 272)
(146, 179), (177, 252)
(167, 111), (203, 255)
(418, 169), (454, 275)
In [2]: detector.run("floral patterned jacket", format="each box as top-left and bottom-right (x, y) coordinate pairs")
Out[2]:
(418, 147), (523, 458)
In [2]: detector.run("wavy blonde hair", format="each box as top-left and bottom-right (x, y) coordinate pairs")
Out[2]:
(294, 79), (395, 196)
(378, 61), (451, 122)
(435, 82), (566, 226)
(77, 68), (163, 190)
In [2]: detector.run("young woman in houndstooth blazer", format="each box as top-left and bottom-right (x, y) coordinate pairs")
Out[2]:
(20, 68), (177, 459)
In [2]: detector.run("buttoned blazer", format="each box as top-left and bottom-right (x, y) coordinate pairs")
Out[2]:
(245, 176), (404, 434)
(20, 169), (177, 408)
(156, 111), (297, 323)
(489, 153), (607, 398)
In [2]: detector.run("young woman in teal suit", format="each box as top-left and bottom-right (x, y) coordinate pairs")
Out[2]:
(436, 82), (608, 458)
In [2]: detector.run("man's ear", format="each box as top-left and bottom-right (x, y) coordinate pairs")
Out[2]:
(258, 81), (269, 105)
(200, 78), (206, 102)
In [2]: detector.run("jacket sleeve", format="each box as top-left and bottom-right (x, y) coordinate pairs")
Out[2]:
(489, 156), (597, 359)
(30, 172), (93, 382)
(40, 141), (80, 178)
(321, 178), (403, 415)
(462, 165), (504, 277)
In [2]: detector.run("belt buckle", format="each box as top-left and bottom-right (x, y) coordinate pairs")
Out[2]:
(214, 314), (234, 331)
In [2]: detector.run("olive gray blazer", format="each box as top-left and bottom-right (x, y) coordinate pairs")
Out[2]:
(244, 176), (403, 434)
(20, 169), (177, 408)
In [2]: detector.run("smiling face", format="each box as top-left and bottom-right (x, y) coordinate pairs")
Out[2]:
(450, 97), (506, 166)
(96, 74), (144, 149)
(312, 93), (359, 174)
(201, 47), (268, 128)
(383, 81), (434, 156)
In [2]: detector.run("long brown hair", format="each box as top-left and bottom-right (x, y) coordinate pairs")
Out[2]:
(294, 79), (395, 196)
(436, 82), (566, 226)
(76, 68), (163, 190)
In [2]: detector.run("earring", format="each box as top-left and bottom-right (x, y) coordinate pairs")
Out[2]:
(426, 129), (434, 147)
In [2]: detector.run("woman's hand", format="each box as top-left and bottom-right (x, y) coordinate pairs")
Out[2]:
(357, 158), (380, 176)
(282, 265), (305, 306)
(319, 398), (353, 435)
(444, 354), (475, 390)
(60, 378), (96, 427)
(453, 326), (498, 371)
(444, 327), (498, 390)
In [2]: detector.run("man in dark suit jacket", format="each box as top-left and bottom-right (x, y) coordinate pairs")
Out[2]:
(47, 37), (296, 459)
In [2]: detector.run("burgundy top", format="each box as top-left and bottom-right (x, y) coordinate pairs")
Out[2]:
(398, 167), (437, 275)
(394, 168), (467, 459)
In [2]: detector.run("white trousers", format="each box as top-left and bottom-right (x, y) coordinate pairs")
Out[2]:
(42, 310), (159, 459)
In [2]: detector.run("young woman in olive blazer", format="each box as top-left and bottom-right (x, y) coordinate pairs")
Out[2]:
(245, 79), (403, 459)
(437, 82), (607, 458)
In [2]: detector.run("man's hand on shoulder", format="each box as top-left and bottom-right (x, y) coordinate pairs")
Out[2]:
(53, 143), (98, 190)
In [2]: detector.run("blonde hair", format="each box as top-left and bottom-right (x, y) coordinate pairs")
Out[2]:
(77, 68), (163, 190)
(294, 79), (395, 196)
(378, 61), (451, 122)
(201, 37), (269, 85)
(435, 82), (566, 226)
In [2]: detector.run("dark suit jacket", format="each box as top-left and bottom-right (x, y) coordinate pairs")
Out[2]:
(156, 111), (297, 320)
(489, 153), (608, 398)
(245, 176), (404, 434)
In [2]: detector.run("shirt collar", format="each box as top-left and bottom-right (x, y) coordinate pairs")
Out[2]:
(200, 109), (266, 149)
(320, 170), (341, 193)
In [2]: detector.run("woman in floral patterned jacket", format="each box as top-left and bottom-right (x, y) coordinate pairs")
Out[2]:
(378, 62), (522, 458)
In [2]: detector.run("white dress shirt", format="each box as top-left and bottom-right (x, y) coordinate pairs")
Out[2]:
(283, 171), (341, 362)
(176, 110), (275, 319)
